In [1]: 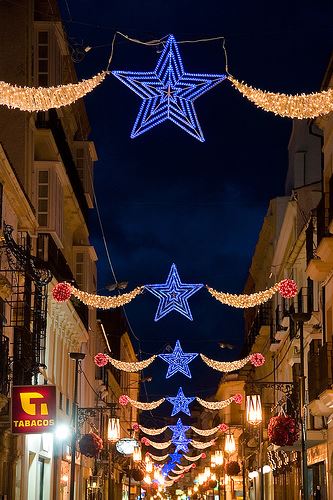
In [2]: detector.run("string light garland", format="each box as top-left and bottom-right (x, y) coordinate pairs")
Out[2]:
(139, 425), (168, 436)
(200, 352), (265, 372)
(228, 75), (333, 119)
(94, 353), (157, 371)
(196, 394), (242, 410)
(54, 278), (297, 312)
(71, 284), (144, 309)
(0, 72), (107, 112)
(138, 421), (228, 438)
(190, 439), (216, 450)
(143, 439), (172, 450)
(119, 395), (165, 410)
(206, 279), (297, 308)
(190, 424), (223, 436)
(95, 349), (265, 372)
(183, 453), (206, 462)
(148, 453), (170, 462)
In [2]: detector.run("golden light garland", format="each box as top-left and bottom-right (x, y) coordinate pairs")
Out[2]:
(107, 354), (156, 372)
(71, 285), (144, 309)
(127, 397), (165, 410)
(139, 425), (168, 436)
(145, 439), (172, 450)
(206, 282), (280, 308)
(190, 439), (216, 450)
(190, 425), (220, 436)
(183, 453), (204, 462)
(0, 72), (107, 112)
(200, 353), (251, 372)
(228, 75), (333, 119)
(196, 395), (236, 410)
(149, 453), (170, 462)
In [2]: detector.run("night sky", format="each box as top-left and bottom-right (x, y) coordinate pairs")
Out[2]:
(61, 1), (333, 405)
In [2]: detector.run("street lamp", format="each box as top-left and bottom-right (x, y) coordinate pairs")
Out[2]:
(133, 445), (142, 463)
(214, 450), (224, 466)
(108, 416), (120, 442)
(246, 394), (263, 500)
(224, 434), (236, 455)
(246, 395), (262, 426)
(69, 352), (86, 500)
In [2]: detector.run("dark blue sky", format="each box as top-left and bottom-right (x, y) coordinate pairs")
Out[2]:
(62, 1), (333, 401)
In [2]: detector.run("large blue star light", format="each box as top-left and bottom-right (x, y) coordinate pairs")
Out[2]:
(173, 435), (191, 454)
(159, 340), (198, 378)
(112, 34), (226, 142)
(169, 418), (190, 440)
(145, 263), (203, 321)
(169, 452), (183, 465)
(166, 387), (195, 416)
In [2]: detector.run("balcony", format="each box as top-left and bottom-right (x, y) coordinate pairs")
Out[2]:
(308, 342), (333, 417)
(37, 233), (89, 330)
(35, 110), (89, 223)
(0, 335), (10, 399)
(246, 301), (272, 352)
(306, 196), (333, 281)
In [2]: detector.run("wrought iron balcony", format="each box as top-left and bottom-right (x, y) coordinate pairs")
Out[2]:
(308, 342), (333, 403)
(0, 334), (10, 397)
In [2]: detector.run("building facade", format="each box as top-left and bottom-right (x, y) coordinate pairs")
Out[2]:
(240, 65), (333, 499)
(0, 1), (140, 499)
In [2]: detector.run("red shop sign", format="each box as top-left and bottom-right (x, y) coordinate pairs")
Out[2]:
(11, 385), (56, 434)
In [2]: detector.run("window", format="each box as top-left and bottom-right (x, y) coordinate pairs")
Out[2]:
(35, 163), (64, 246)
(73, 246), (97, 293)
(75, 252), (84, 290)
(66, 398), (70, 416)
(37, 31), (49, 86)
(74, 142), (96, 208)
(59, 391), (63, 410)
(38, 170), (49, 227)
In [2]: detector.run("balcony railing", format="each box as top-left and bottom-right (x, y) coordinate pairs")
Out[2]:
(0, 335), (10, 396)
(316, 194), (330, 247)
(318, 342), (333, 395)
(37, 233), (89, 330)
(247, 301), (273, 351)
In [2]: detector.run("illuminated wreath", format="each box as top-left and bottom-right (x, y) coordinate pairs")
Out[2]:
(267, 415), (299, 447)
(79, 432), (103, 457)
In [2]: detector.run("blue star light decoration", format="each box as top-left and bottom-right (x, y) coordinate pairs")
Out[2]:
(166, 387), (195, 416)
(173, 435), (191, 454)
(145, 263), (203, 321)
(169, 453), (183, 465)
(169, 418), (190, 440)
(112, 34), (226, 142)
(159, 340), (198, 378)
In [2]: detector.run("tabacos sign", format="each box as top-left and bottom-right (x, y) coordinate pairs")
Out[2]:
(11, 385), (56, 434)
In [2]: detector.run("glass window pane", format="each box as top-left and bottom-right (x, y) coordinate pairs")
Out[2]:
(38, 31), (48, 44)
(38, 185), (48, 197)
(38, 171), (48, 183)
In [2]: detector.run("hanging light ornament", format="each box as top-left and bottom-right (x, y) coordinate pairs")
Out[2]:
(214, 450), (224, 466)
(0, 72), (107, 112)
(133, 445), (142, 462)
(246, 395), (263, 426)
(107, 417), (120, 442)
(228, 75), (333, 119)
(224, 434), (236, 455)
